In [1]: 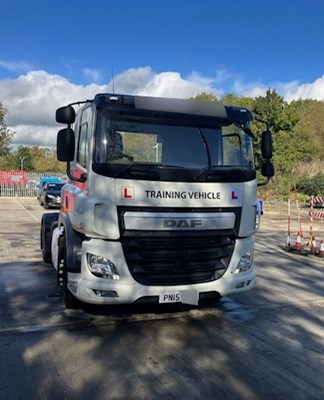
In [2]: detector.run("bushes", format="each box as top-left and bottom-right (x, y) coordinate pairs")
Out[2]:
(296, 173), (324, 196)
(258, 173), (324, 202)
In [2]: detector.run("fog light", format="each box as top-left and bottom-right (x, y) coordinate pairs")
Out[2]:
(234, 250), (253, 274)
(93, 290), (119, 298)
(87, 254), (120, 280)
(235, 280), (251, 289)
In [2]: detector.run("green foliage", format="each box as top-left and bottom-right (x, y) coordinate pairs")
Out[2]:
(292, 99), (324, 160)
(0, 145), (65, 173)
(14, 146), (34, 170)
(190, 92), (219, 102)
(253, 89), (299, 132)
(0, 102), (14, 156)
(0, 155), (15, 169)
(221, 93), (255, 110)
(296, 174), (324, 196)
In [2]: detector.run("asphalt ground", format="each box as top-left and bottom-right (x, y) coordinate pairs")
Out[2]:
(0, 197), (323, 400)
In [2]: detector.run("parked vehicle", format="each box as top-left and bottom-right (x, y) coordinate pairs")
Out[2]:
(37, 177), (62, 200)
(39, 182), (65, 209)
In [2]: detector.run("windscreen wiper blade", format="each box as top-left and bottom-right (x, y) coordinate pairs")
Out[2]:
(193, 166), (244, 181)
(113, 163), (164, 179)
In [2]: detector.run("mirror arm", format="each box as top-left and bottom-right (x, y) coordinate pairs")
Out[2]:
(66, 162), (75, 182)
(66, 163), (87, 183)
(257, 177), (271, 187)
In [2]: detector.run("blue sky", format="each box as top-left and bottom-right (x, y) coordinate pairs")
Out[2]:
(2, 0), (324, 85)
(0, 0), (324, 147)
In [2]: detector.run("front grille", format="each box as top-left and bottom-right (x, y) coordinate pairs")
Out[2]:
(122, 236), (234, 286)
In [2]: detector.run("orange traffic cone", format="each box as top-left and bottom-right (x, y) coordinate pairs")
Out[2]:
(319, 241), (324, 258)
(295, 228), (302, 248)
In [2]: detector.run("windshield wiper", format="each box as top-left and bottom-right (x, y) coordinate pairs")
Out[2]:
(193, 165), (242, 181)
(113, 163), (168, 179)
(112, 163), (135, 178)
(193, 166), (213, 181)
(197, 127), (211, 166)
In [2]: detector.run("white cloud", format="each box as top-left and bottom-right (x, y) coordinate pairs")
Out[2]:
(139, 71), (217, 98)
(11, 124), (58, 147)
(0, 67), (217, 146)
(279, 75), (324, 102)
(82, 68), (103, 83)
(235, 81), (268, 99)
(1, 67), (324, 147)
(235, 75), (324, 102)
(111, 67), (218, 98)
(0, 70), (105, 137)
(0, 59), (34, 73)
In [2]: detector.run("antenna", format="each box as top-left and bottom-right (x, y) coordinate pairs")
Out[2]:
(111, 66), (115, 94)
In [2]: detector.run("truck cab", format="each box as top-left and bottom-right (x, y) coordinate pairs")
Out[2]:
(41, 93), (273, 309)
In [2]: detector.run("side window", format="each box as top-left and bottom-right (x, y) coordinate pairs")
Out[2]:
(223, 134), (242, 165)
(77, 106), (92, 168)
(221, 124), (254, 167)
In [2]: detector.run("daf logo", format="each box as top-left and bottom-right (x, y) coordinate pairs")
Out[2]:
(163, 219), (202, 228)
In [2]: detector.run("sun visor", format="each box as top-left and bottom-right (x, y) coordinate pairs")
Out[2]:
(134, 96), (228, 119)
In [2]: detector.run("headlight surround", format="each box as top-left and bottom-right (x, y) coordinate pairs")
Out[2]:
(234, 249), (254, 274)
(87, 254), (120, 280)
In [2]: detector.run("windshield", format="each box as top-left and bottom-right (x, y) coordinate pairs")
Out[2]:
(46, 183), (65, 192)
(93, 110), (255, 181)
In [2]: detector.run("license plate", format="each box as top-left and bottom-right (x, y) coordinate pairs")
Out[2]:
(159, 292), (181, 303)
(159, 290), (198, 305)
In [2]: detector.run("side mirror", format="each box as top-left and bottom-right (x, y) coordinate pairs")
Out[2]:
(261, 130), (273, 159)
(57, 128), (75, 161)
(261, 160), (275, 178)
(56, 105), (76, 124)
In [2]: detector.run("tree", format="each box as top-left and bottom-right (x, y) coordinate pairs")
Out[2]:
(29, 146), (66, 173)
(13, 146), (34, 171)
(252, 89), (300, 175)
(0, 154), (15, 169)
(292, 99), (324, 161)
(0, 102), (14, 156)
(191, 92), (219, 102)
(221, 93), (255, 110)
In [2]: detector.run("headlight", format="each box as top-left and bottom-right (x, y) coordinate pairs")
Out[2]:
(47, 194), (55, 199)
(87, 254), (120, 280)
(234, 250), (253, 274)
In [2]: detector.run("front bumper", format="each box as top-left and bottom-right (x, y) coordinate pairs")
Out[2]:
(46, 196), (61, 208)
(67, 237), (255, 305)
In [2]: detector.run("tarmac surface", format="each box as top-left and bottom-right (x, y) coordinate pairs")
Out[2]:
(0, 197), (323, 400)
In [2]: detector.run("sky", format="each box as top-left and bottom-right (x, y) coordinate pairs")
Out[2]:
(0, 0), (324, 147)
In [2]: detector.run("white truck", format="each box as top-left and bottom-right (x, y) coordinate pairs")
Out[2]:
(40, 93), (274, 309)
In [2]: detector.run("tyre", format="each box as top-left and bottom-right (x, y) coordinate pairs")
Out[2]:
(58, 235), (80, 310)
(40, 213), (59, 263)
(40, 229), (51, 263)
(40, 218), (52, 263)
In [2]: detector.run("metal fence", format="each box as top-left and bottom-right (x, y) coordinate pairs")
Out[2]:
(0, 172), (66, 198)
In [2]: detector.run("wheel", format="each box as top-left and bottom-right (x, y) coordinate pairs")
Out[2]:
(58, 236), (80, 310)
(40, 213), (59, 264)
(44, 202), (49, 209)
(40, 218), (52, 263)
(41, 232), (51, 262)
